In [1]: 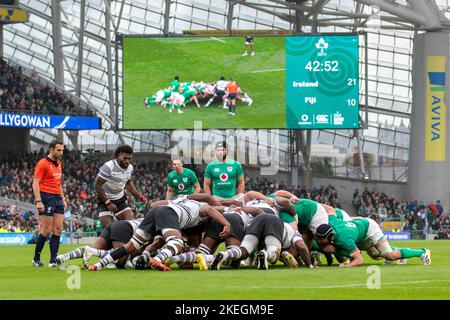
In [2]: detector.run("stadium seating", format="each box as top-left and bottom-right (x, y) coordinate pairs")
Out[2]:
(0, 150), (448, 235)
(352, 187), (448, 234)
(0, 59), (94, 116)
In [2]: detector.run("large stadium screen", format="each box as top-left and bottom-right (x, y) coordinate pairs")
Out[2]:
(121, 34), (359, 130)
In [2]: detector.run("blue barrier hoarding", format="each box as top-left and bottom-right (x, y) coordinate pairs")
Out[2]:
(0, 232), (67, 245)
(0, 113), (101, 129)
(385, 232), (411, 241)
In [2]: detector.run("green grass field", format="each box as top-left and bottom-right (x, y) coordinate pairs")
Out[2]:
(123, 36), (286, 130)
(1, 240), (449, 300)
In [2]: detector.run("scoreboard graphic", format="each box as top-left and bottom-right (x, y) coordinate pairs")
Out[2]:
(286, 34), (360, 129)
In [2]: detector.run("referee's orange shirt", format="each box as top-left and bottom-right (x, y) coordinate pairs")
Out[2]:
(227, 82), (239, 94)
(34, 158), (63, 195)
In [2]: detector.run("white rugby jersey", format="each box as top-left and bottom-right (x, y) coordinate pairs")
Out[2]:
(226, 209), (254, 228)
(98, 159), (133, 200)
(246, 199), (278, 215)
(127, 218), (143, 232)
(282, 223), (303, 249)
(216, 80), (229, 91)
(167, 198), (209, 229)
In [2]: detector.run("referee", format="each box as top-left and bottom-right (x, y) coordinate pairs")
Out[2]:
(32, 140), (67, 267)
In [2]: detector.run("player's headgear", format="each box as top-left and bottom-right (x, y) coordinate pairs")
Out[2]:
(316, 224), (333, 241)
(215, 141), (227, 149)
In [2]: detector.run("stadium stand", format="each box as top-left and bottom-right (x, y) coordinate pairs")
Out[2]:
(0, 59), (94, 116)
(0, 150), (168, 220)
(1, 150), (448, 238)
(352, 187), (449, 235)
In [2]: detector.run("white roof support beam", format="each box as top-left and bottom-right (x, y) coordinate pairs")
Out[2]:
(408, 0), (450, 29)
(356, 0), (445, 29)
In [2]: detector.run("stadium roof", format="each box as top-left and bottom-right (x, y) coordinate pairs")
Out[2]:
(3, 0), (450, 179)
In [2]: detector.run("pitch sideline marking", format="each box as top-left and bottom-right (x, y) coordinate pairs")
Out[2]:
(314, 279), (450, 289)
(251, 68), (286, 73)
(210, 37), (226, 43)
(226, 279), (450, 290)
(160, 37), (226, 44)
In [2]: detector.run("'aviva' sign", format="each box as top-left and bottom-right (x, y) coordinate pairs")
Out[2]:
(426, 56), (446, 161)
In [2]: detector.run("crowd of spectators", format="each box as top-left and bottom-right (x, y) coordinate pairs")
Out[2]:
(0, 149), (169, 225)
(0, 201), (102, 236)
(0, 202), (39, 233)
(244, 177), (340, 207)
(0, 59), (93, 116)
(0, 150), (341, 233)
(352, 188), (449, 235)
(1, 149), (449, 240)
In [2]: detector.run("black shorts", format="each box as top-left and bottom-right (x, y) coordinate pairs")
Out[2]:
(40, 192), (64, 216)
(98, 195), (131, 218)
(245, 38), (253, 44)
(204, 213), (245, 243)
(214, 89), (226, 97)
(100, 220), (134, 248)
(183, 223), (206, 237)
(228, 93), (237, 100)
(138, 206), (180, 236)
(246, 214), (284, 242)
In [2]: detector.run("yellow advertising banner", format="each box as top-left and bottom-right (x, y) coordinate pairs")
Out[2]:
(382, 221), (403, 232)
(182, 29), (292, 37)
(425, 56), (446, 161)
(0, 7), (29, 23)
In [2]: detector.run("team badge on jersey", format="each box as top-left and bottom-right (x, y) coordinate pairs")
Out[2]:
(178, 183), (185, 190)
(227, 166), (233, 172)
(220, 173), (228, 181)
(183, 177), (188, 182)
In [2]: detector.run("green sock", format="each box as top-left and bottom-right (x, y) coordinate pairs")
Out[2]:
(399, 248), (425, 259)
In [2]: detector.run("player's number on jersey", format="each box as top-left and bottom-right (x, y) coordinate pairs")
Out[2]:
(345, 222), (357, 228)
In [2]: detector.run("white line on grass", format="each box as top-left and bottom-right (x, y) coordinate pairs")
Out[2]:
(251, 68), (286, 73)
(163, 37), (226, 44)
(225, 279), (450, 290)
(314, 279), (450, 289)
(167, 38), (214, 43)
(210, 37), (226, 43)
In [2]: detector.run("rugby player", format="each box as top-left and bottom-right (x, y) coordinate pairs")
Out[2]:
(242, 34), (255, 56)
(204, 141), (244, 199)
(277, 198), (329, 260)
(211, 213), (311, 270)
(315, 216), (431, 267)
(168, 205), (262, 270)
(56, 218), (143, 269)
(95, 145), (148, 228)
(204, 76), (228, 107)
(88, 197), (230, 271)
(166, 159), (201, 200)
(169, 76), (180, 91)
